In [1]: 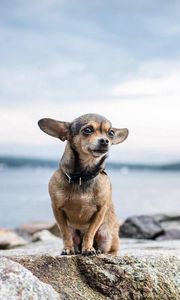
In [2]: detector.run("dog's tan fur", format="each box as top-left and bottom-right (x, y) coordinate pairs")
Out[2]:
(38, 113), (128, 255)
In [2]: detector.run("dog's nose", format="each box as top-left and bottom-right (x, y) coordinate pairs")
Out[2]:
(99, 138), (109, 146)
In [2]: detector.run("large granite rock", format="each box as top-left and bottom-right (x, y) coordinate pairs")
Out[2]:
(120, 214), (180, 240)
(1, 217), (180, 299)
(11, 254), (180, 300)
(0, 236), (180, 300)
(0, 257), (60, 300)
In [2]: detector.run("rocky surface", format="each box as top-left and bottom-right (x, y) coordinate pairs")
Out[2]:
(10, 254), (180, 300)
(1, 233), (180, 258)
(0, 235), (180, 300)
(0, 257), (60, 300)
(120, 214), (180, 240)
(1, 215), (180, 299)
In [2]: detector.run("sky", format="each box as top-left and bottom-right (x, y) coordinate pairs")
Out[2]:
(0, 0), (180, 163)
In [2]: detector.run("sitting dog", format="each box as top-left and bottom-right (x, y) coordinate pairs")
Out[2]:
(38, 113), (128, 255)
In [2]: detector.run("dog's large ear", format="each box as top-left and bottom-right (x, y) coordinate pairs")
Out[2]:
(38, 118), (70, 141)
(111, 128), (129, 145)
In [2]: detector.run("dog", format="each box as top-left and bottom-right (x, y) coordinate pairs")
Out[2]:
(38, 113), (128, 255)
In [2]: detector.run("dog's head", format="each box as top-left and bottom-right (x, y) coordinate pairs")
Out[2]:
(38, 113), (128, 158)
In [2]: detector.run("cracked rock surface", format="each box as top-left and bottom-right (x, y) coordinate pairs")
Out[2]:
(0, 237), (180, 300)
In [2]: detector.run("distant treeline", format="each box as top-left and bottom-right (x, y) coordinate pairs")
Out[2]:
(0, 156), (180, 172)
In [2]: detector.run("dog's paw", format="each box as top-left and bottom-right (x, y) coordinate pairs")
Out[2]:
(61, 248), (75, 255)
(82, 247), (97, 256)
(96, 249), (104, 255)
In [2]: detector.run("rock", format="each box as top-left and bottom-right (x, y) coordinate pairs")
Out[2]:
(154, 214), (180, 225)
(154, 214), (180, 231)
(0, 257), (60, 300)
(16, 221), (62, 239)
(7, 252), (180, 300)
(31, 230), (61, 242)
(17, 221), (57, 235)
(76, 255), (180, 300)
(0, 238), (180, 300)
(120, 214), (180, 240)
(156, 229), (180, 240)
(0, 235), (63, 257)
(0, 229), (27, 249)
(120, 215), (164, 239)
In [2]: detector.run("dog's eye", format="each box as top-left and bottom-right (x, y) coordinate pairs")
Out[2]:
(83, 127), (93, 135)
(108, 129), (115, 137)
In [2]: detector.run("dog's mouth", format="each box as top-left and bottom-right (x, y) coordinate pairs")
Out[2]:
(88, 147), (108, 157)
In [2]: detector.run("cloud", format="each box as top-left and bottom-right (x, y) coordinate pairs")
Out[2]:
(1, 58), (180, 162)
(1, 1), (180, 162)
(0, 14), (129, 104)
(111, 60), (180, 97)
(1, 88), (180, 159)
(1, 0), (180, 108)
(0, 61), (88, 102)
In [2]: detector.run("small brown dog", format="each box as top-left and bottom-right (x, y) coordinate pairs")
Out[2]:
(38, 114), (128, 255)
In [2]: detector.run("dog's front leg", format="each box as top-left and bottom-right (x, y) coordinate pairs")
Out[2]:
(52, 204), (75, 255)
(82, 204), (107, 255)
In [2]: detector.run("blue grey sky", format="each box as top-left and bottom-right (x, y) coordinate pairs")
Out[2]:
(0, 0), (180, 162)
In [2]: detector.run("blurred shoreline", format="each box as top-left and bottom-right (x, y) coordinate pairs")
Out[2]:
(1, 155), (180, 172)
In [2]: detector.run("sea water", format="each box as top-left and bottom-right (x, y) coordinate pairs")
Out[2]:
(0, 166), (180, 228)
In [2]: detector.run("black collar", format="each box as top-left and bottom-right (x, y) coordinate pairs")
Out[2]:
(62, 167), (107, 185)
(61, 146), (107, 185)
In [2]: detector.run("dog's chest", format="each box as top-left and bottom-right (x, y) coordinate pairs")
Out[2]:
(62, 190), (97, 225)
